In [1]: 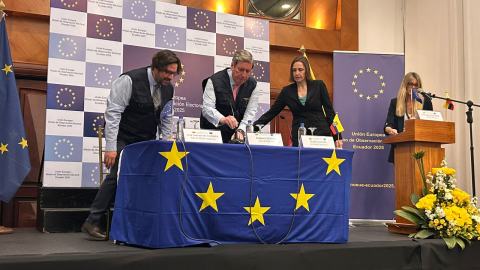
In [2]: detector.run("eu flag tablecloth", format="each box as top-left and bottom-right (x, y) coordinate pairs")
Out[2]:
(110, 141), (354, 248)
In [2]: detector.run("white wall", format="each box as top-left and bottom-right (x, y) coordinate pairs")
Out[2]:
(359, 0), (404, 53)
(359, 0), (480, 195)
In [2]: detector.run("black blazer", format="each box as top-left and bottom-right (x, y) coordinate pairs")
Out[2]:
(254, 80), (340, 146)
(384, 97), (433, 163)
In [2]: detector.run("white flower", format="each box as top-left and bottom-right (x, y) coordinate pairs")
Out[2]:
(435, 207), (446, 218)
(444, 193), (453, 200)
(471, 215), (480, 223)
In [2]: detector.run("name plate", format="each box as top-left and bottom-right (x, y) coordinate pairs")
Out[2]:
(416, 110), (444, 121)
(184, 129), (223, 144)
(246, 133), (283, 146)
(300, 136), (335, 149)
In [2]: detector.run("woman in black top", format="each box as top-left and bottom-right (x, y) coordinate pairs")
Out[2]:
(384, 72), (433, 163)
(254, 56), (342, 147)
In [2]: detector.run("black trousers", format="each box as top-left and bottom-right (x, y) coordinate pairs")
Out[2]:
(86, 140), (126, 226)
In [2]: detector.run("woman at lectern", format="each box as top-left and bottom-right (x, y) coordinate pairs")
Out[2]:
(384, 72), (433, 163)
(253, 56), (342, 148)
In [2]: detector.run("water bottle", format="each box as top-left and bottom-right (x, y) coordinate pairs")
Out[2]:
(298, 123), (306, 146)
(246, 120), (254, 133)
(177, 115), (185, 141)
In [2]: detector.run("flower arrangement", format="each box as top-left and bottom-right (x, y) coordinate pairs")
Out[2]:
(394, 152), (480, 249)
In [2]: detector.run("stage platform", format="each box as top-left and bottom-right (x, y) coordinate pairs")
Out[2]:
(1, 226), (479, 270)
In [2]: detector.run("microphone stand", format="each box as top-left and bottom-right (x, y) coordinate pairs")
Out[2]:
(424, 92), (479, 197)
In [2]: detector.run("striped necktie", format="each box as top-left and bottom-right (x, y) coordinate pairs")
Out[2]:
(152, 84), (160, 108)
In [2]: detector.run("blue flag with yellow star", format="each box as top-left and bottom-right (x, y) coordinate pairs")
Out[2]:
(111, 141), (354, 248)
(0, 17), (31, 203)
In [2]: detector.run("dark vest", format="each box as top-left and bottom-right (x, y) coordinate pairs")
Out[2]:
(118, 67), (174, 145)
(200, 68), (257, 143)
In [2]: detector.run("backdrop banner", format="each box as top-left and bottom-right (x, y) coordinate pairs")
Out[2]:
(333, 52), (404, 219)
(44, 0), (270, 187)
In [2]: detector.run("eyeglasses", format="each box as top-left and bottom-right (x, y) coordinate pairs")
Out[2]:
(162, 69), (178, 76)
(407, 82), (419, 88)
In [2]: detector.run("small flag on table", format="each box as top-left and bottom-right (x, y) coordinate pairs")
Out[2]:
(330, 114), (344, 135)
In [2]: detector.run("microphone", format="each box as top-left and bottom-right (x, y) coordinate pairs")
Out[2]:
(416, 88), (432, 100)
(280, 115), (292, 146)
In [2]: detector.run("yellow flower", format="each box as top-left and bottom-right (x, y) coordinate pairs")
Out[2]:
(416, 194), (437, 210)
(444, 168), (456, 175)
(440, 219), (445, 224)
(432, 168), (439, 175)
(429, 221), (434, 227)
(451, 188), (470, 204)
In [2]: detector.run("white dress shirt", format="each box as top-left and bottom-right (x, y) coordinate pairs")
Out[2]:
(201, 69), (260, 132)
(104, 67), (173, 151)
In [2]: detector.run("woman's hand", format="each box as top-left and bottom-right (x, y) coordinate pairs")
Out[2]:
(336, 139), (343, 149)
(385, 127), (398, 135)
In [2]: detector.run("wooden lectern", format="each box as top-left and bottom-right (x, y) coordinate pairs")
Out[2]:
(382, 119), (455, 234)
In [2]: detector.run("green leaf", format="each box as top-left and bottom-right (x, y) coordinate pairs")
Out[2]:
(414, 229), (435, 239)
(413, 151), (426, 159)
(410, 193), (421, 206)
(455, 238), (465, 250)
(401, 206), (425, 219)
(408, 233), (416, 238)
(443, 237), (457, 249)
(394, 210), (423, 225)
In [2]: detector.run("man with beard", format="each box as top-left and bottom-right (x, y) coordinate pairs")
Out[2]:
(81, 50), (182, 240)
(200, 49), (260, 142)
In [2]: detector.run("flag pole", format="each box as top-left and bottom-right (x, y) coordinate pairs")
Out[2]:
(411, 88), (414, 119)
(445, 92), (448, 122)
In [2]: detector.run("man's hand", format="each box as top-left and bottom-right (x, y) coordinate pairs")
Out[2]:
(336, 139), (343, 149)
(104, 151), (117, 169)
(220, 116), (238, 129)
(231, 130), (245, 141)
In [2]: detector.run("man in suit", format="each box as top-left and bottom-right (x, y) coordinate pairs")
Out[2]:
(81, 50), (182, 240)
(200, 49), (260, 143)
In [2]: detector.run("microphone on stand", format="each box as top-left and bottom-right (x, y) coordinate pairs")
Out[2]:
(280, 115), (292, 146)
(416, 88), (433, 100)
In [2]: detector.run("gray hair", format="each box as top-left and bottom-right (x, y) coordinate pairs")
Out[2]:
(232, 49), (254, 67)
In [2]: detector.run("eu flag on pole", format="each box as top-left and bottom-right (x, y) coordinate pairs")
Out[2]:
(0, 16), (31, 203)
(412, 88), (423, 104)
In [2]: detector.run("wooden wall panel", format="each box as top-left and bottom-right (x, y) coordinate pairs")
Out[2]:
(340, 0), (359, 50)
(3, 0), (50, 16)
(177, 0), (241, 14)
(5, 16), (49, 66)
(306, 0), (338, 30)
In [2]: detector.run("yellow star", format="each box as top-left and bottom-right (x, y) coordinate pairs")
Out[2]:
(18, 138), (28, 149)
(353, 88), (358, 93)
(159, 142), (189, 171)
(359, 69), (363, 74)
(374, 70), (378, 74)
(374, 94), (378, 98)
(2, 64), (13, 75)
(290, 184), (315, 211)
(181, 71), (186, 75)
(379, 75), (384, 80)
(244, 196), (270, 226)
(366, 96), (371, 100)
(0, 143), (8, 154)
(323, 150), (345, 175)
(359, 94), (363, 98)
(174, 82), (179, 87)
(366, 68), (371, 72)
(353, 74), (358, 79)
(351, 81), (356, 86)
(179, 77), (184, 83)
(381, 82), (386, 87)
(379, 89), (384, 94)
(195, 182), (224, 211)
